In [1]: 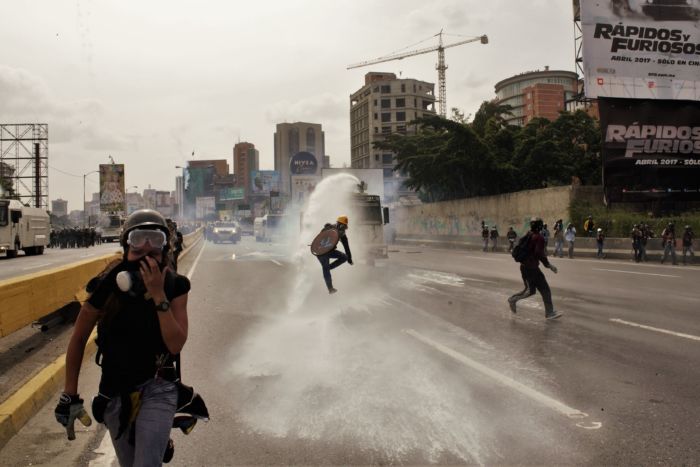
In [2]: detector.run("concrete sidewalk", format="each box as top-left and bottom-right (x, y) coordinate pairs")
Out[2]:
(395, 234), (698, 264)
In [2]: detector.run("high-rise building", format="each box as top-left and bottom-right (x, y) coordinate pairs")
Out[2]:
(233, 142), (259, 195)
(494, 67), (578, 126)
(51, 198), (68, 217)
(274, 122), (324, 197)
(350, 72), (436, 201)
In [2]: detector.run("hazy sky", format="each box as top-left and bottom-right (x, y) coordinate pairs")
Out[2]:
(0, 0), (575, 211)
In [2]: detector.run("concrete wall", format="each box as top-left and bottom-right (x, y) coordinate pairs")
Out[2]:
(393, 185), (603, 237)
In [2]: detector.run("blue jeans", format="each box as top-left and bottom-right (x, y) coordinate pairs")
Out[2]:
(317, 249), (347, 290)
(554, 239), (563, 257)
(662, 243), (677, 264)
(103, 377), (177, 467)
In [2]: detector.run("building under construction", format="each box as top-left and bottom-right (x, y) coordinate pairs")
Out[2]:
(349, 72), (435, 202)
(0, 124), (48, 209)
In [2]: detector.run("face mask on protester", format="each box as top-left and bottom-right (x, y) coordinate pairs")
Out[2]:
(115, 255), (164, 298)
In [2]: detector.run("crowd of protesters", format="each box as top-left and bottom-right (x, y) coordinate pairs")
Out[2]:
(480, 215), (695, 265)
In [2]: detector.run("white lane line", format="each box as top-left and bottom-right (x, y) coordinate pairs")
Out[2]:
(270, 259), (283, 266)
(459, 255), (505, 262)
(186, 241), (206, 280)
(21, 262), (51, 270)
(404, 328), (602, 430)
(610, 318), (700, 342)
(592, 268), (680, 278)
(462, 276), (497, 284)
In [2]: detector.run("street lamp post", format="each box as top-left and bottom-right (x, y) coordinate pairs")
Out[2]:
(83, 170), (100, 227)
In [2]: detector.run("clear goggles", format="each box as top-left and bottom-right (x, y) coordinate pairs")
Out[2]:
(127, 229), (167, 249)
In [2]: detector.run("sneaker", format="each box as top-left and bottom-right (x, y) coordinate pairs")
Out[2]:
(545, 311), (563, 320)
(508, 297), (517, 313)
(328, 287), (338, 294)
(163, 438), (174, 463)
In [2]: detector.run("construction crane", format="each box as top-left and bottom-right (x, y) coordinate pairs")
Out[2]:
(347, 31), (488, 118)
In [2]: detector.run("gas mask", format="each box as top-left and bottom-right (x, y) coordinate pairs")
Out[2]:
(115, 256), (163, 298)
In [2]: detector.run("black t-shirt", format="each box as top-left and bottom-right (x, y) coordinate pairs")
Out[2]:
(88, 267), (191, 391)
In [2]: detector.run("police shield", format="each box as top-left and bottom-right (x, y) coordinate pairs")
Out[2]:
(310, 229), (339, 256)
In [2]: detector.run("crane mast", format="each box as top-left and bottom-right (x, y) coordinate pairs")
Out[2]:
(437, 33), (447, 118)
(347, 31), (488, 118)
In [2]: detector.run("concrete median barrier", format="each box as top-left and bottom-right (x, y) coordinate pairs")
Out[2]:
(0, 253), (121, 338)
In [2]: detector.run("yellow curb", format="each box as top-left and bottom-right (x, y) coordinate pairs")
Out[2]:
(0, 328), (98, 450)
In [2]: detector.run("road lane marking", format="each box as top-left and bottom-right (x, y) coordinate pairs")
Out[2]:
(458, 255), (505, 262)
(21, 262), (51, 270)
(186, 241), (206, 280)
(270, 259), (283, 266)
(404, 329), (601, 430)
(610, 318), (700, 342)
(592, 268), (680, 278)
(462, 276), (497, 284)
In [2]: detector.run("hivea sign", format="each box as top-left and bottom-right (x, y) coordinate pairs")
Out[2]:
(289, 152), (318, 175)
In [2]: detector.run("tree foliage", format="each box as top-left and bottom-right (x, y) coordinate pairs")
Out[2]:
(375, 103), (601, 202)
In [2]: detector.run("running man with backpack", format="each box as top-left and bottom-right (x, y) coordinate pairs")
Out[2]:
(508, 218), (562, 320)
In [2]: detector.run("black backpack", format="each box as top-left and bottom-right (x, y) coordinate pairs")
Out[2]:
(511, 233), (532, 263)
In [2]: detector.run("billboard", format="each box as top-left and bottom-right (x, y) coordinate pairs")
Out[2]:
(250, 170), (280, 194)
(580, 0), (700, 100)
(290, 151), (318, 175)
(599, 98), (700, 202)
(99, 164), (125, 213)
(219, 187), (245, 201)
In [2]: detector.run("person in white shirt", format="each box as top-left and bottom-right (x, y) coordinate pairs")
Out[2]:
(564, 223), (576, 259)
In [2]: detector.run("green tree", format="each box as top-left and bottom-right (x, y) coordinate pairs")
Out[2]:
(471, 101), (514, 138)
(375, 109), (602, 203)
(376, 115), (495, 201)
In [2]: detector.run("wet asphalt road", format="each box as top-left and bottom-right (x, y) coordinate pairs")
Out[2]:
(2, 236), (699, 465)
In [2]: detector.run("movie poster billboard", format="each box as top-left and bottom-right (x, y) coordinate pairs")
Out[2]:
(99, 164), (125, 213)
(250, 170), (280, 194)
(580, 0), (700, 100)
(599, 98), (700, 202)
